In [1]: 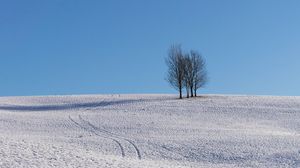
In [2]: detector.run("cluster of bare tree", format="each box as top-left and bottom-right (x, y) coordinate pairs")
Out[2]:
(166, 44), (207, 99)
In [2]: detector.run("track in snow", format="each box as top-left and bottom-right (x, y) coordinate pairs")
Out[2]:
(78, 115), (142, 160)
(69, 115), (142, 160)
(68, 115), (125, 157)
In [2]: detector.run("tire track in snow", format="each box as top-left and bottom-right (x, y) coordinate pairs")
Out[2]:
(147, 142), (187, 160)
(78, 115), (142, 160)
(68, 115), (125, 157)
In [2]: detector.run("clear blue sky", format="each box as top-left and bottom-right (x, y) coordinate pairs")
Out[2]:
(1, 0), (300, 96)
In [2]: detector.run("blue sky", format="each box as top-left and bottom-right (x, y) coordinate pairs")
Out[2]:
(1, 0), (300, 96)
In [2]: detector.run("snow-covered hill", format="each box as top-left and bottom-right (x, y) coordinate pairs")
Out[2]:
(0, 94), (300, 167)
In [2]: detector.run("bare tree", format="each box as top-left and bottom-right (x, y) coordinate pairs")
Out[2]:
(166, 45), (207, 99)
(165, 44), (185, 99)
(183, 54), (193, 98)
(191, 50), (207, 97)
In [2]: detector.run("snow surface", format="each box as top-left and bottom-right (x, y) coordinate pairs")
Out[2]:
(0, 94), (300, 167)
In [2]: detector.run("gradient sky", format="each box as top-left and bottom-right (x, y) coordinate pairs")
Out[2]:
(1, 0), (300, 96)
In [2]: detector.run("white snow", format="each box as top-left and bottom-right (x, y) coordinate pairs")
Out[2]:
(0, 94), (300, 167)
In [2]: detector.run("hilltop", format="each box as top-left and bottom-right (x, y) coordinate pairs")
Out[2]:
(0, 94), (300, 167)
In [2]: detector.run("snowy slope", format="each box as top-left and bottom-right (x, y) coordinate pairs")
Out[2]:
(0, 94), (300, 167)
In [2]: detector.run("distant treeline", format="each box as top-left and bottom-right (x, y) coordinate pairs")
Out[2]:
(166, 44), (207, 99)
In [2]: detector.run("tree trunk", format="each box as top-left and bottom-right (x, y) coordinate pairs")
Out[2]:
(179, 87), (182, 99)
(190, 86), (193, 97)
(194, 88), (197, 97)
(186, 87), (189, 98)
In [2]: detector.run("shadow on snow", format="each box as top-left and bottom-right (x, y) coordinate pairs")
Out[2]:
(0, 99), (142, 112)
